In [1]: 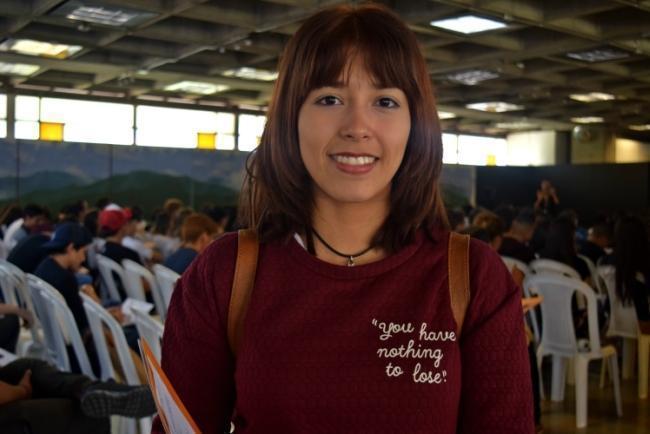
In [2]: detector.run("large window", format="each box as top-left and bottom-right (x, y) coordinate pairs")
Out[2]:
(238, 114), (266, 151)
(442, 133), (458, 164)
(137, 105), (229, 149)
(457, 134), (507, 166)
(15, 96), (134, 144)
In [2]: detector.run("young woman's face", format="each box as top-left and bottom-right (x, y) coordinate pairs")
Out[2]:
(298, 57), (411, 209)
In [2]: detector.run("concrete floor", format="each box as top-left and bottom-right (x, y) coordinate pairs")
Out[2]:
(542, 373), (650, 433)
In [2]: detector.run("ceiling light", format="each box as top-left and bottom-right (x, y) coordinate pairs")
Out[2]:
(495, 121), (537, 130)
(466, 101), (524, 112)
(430, 15), (507, 34)
(0, 39), (83, 59)
(52, 1), (156, 27)
(222, 67), (278, 82)
(438, 111), (456, 120)
(569, 92), (615, 103)
(571, 116), (604, 124)
(0, 62), (40, 76)
(565, 47), (629, 63)
(446, 69), (499, 85)
(164, 81), (229, 95)
(629, 124), (650, 131)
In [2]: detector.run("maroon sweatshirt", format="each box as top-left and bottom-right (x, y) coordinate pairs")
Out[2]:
(152, 228), (534, 433)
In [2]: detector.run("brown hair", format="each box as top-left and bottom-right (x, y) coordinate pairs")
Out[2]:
(181, 213), (220, 243)
(239, 4), (447, 252)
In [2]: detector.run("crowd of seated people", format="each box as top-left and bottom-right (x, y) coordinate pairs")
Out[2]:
(446, 181), (650, 433)
(0, 197), (234, 433)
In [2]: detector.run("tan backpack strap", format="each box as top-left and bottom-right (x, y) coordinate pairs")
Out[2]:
(448, 232), (470, 336)
(227, 229), (259, 356)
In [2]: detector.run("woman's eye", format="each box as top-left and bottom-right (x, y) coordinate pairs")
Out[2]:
(316, 95), (341, 105)
(377, 97), (399, 108)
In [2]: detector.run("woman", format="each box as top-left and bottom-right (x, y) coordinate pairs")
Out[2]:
(539, 216), (590, 282)
(614, 216), (650, 331)
(154, 5), (533, 433)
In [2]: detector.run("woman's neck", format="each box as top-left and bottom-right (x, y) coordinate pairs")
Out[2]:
(308, 195), (389, 266)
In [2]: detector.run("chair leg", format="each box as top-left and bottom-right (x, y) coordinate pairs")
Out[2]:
(551, 355), (567, 402)
(639, 336), (649, 399)
(566, 358), (575, 385)
(537, 350), (545, 400)
(622, 338), (636, 380)
(575, 356), (589, 429)
(608, 354), (623, 417)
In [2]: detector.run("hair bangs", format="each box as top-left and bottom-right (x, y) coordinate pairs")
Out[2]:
(303, 9), (419, 101)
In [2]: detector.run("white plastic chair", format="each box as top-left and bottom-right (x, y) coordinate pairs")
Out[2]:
(598, 265), (639, 382)
(26, 274), (95, 377)
(501, 256), (531, 277)
(132, 309), (164, 362)
(530, 258), (581, 280)
(122, 259), (167, 321)
(80, 293), (152, 434)
(579, 254), (607, 297)
(0, 239), (8, 260)
(0, 261), (46, 359)
(639, 331), (650, 399)
(525, 273), (622, 428)
(96, 254), (127, 302)
(152, 264), (180, 313)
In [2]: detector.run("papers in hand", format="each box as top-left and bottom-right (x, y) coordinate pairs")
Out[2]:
(139, 339), (201, 434)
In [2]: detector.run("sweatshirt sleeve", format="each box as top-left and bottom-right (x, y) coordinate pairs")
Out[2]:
(151, 233), (238, 434)
(456, 240), (535, 434)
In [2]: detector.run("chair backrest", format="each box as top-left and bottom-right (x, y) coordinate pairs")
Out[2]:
(0, 261), (45, 348)
(80, 293), (140, 384)
(598, 265), (638, 339)
(530, 258), (582, 280)
(132, 309), (164, 362)
(96, 254), (126, 302)
(501, 256), (531, 277)
(524, 273), (601, 357)
(0, 239), (8, 261)
(578, 254), (606, 295)
(26, 274), (94, 377)
(122, 259), (167, 321)
(152, 264), (180, 313)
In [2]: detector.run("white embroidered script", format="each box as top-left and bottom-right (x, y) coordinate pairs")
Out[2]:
(371, 319), (456, 384)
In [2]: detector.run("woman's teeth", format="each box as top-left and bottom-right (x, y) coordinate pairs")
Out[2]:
(332, 155), (376, 165)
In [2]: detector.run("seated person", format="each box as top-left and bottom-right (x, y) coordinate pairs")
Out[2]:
(98, 206), (142, 300)
(3, 204), (48, 251)
(164, 213), (220, 274)
(0, 357), (155, 434)
(499, 208), (536, 264)
(122, 207), (162, 265)
(578, 221), (611, 265)
(7, 231), (51, 274)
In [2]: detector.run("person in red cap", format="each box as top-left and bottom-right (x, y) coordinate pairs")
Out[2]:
(98, 206), (142, 301)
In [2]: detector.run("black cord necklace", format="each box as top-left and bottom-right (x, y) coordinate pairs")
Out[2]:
(311, 229), (374, 266)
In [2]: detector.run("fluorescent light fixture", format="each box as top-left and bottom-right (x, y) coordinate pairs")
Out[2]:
(447, 69), (499, 85)
(222, 67), (278, 82)
(430, 15), (506, 34)
(466, 101), (524, 112)
(629, 124), (650, 131)
(566, 47), (629, 63)
(569, 92), (615, 103)
(571, 116), (604, 124)
(0, 39), (83, 59)
(438, 111), (457, 120)
(495, 121), (537, 130)
(164, 81), (229, 95)
(52, 2), (157, 27)
(0, 62), (39, 76)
